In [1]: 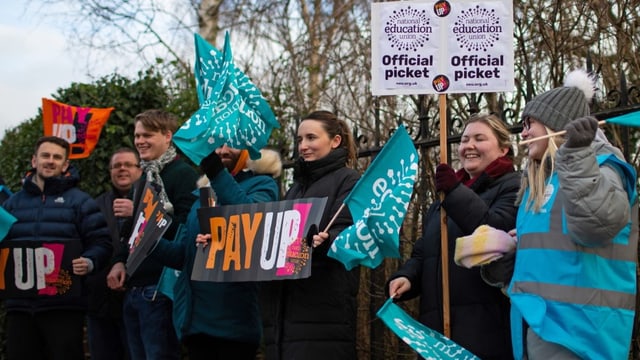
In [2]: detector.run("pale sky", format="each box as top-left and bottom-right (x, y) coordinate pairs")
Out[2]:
(0, 3), (115, 139)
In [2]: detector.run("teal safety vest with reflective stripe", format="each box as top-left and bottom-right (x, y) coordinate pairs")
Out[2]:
(508, 154), (638, 360)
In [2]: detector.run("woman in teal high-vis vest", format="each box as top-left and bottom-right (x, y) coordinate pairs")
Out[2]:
(487, 69), (638, 360)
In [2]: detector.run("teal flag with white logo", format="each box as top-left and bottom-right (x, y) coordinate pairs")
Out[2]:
(328, 126), (418, 270)
(173, 32), (280, 164)
(377, 298), (479, 359)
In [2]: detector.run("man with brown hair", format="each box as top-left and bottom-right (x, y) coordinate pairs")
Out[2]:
(107, 110), (198, 359)
(2, 136), (112, 359)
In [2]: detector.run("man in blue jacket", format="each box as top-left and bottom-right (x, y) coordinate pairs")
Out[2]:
(2, 136), (112, 360)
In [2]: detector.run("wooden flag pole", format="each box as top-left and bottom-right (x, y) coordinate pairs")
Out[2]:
(438, 94), (451, 337)
(519, 120), (606, 145)
(323, 203), (345, 233)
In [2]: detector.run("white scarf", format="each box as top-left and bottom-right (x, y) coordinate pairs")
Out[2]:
(140, 146), (177, 214)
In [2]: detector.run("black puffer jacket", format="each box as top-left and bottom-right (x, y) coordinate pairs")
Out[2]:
(388, 170), (520, 360)
(2, 166), (112, 312)
(261, 148), (360, 360)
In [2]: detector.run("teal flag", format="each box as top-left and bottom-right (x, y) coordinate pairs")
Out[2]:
(173, 32), (280, 164)
(0, 207), (16, 242)
(328, 126), (418, 270)
(0, 185), (16, 242)
(157, 266), (181, 301)
(377, 298), (479, 359)
(606, 109), (640, 127)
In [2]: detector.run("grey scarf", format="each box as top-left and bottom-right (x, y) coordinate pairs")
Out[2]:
(140, 146), (177, 214)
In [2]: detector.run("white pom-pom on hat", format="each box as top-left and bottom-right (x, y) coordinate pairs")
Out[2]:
(564, 69), (595, 103)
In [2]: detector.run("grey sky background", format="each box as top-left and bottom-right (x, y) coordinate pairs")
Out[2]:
(0, 3), (115, 139)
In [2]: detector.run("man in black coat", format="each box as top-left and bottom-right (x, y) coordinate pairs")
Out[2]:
(87, 148), (142, 360)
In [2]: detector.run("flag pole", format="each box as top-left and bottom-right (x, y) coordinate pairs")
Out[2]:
(323, 203), (345, 233)
(519, 120), (606, 145)
(438, 93), (451, 338)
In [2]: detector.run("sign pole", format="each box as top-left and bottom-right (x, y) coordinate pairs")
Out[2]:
(438, 93), (451, 338)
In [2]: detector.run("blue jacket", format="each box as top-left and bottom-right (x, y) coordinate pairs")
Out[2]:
(152, 166), (279, 344)
(508, 150), (638, 360)
(2, 166), (112, 312)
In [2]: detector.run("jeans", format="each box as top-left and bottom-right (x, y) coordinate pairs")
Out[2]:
(123, 285), (180, 360)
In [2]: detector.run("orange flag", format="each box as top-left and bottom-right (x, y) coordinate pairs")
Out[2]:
(42, 98), (113, 159)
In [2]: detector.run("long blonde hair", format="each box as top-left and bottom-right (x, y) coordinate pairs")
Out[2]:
(517, 125), (565, 211)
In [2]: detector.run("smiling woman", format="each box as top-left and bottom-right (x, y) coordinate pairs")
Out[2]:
(386, 113), (519, 359)
(458, 116), (514, 178)
(261, 110), (361, 360)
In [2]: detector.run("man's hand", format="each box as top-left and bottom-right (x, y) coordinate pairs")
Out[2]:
(113, 198), (134, 217)
(72, 257), (94, 276)
(107, 262), (127, 291)
(196, 233), (211, 248)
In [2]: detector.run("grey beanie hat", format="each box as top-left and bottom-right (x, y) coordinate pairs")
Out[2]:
(522, 69), (595, 131)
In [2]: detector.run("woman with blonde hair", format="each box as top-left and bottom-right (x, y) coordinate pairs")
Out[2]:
(487, 70), (638, 359)
(387, 113), (519, 359)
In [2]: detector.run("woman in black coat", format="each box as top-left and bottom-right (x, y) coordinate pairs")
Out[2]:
(261, 110), (360, 360)
(387, 114), (519, 359)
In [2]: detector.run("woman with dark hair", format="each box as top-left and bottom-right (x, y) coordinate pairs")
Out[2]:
(261, 110), (361, 360)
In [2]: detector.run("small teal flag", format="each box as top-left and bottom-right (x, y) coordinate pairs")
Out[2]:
(157, 266), (181, 301)
(0, 208), (16, 242)
(0, 185), (16, 242)
(173, 32), (280, 164)
(377, 298), (479, 359)
(328, 126), (418, 270)
(605, 109), (640, 127)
